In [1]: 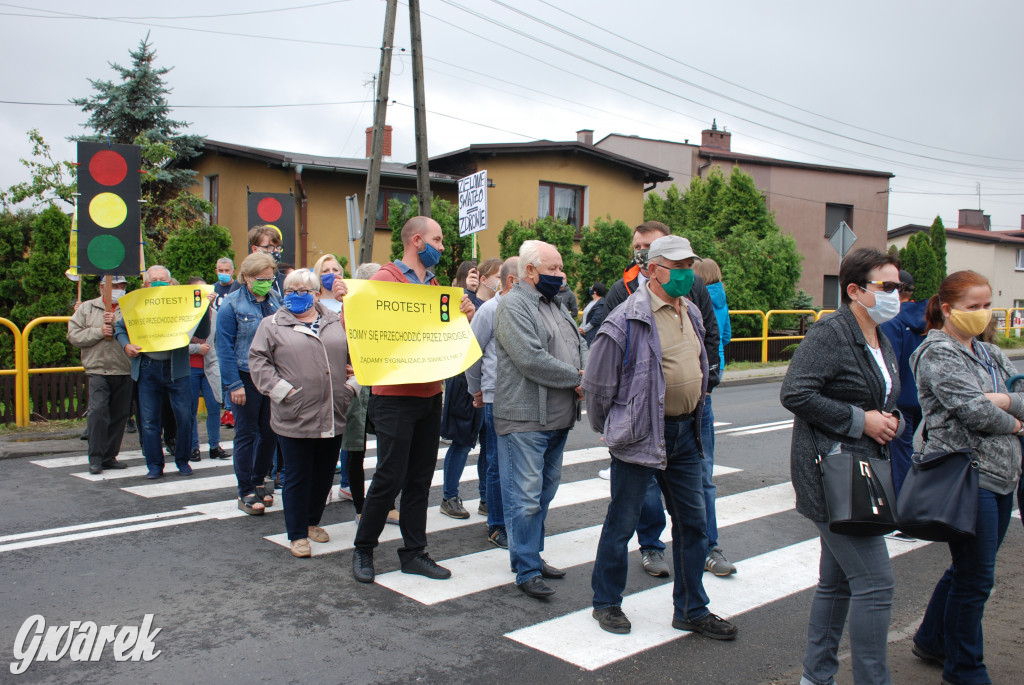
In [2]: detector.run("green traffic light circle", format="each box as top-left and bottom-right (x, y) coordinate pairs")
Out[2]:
(86, 235), (126, 270)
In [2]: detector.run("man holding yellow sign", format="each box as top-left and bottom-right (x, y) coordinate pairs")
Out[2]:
(352, 216), (476, 585)
(114, 266), (212, 479)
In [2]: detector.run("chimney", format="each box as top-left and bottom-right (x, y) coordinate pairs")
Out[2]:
(958, 208), (991, 231)
(365, 125), (393, 159)
(576, 129), (594, 146)
(701, 118), (731, 152)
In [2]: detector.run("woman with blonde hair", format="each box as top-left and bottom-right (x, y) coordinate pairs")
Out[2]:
(313, 253), (348, 313)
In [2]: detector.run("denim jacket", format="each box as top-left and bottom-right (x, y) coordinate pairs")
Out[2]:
(216, 286), (280, 392)
(582, 285), (707, 469)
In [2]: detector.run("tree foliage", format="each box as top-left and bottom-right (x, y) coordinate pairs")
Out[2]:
(162, 221), (234, 285)
(929, 215), (947, 279)
(0, 130), (77, 210)
(387, 197), (472, 286)
(577, 216), (632, 299)
(903, 232), (941, 300)
(71, 34), (203, 249)
(497, 216), (580, 289)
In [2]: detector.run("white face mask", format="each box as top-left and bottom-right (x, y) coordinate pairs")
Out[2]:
(857, 286), (900, 325)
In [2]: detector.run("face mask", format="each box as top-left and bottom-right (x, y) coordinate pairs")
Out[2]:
(857, 287), (900, 325)
(657, 267), (695, 299)
(111, 289), (125, 303)
(634, 248), (650, 269)
(321, 273), (336, 291)
(418, 241), (442, 269)
(217, 273), (232, 284)
(535, 273), (563, 300)
(284, 292), (315, 314)
(150, 280), (169, 288)
(481, 278), (499, 293)
(271, 249), (283, 264)
(949, 307), (992, 337)
(250, 279), (273, 297)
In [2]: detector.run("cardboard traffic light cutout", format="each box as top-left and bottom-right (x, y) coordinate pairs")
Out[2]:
(76, 142), (142, 274)
(247, 192), (296, 265)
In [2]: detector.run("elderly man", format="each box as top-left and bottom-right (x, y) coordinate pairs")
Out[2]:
(114, 265), (210, 479)
(494, 240), (588, 599)
(213, 257), (241, 310)
(68, 276), (132, 474)
(352, 216), (475, 584)
(466, 256), (519, 549)
(584, 235), (737, 639)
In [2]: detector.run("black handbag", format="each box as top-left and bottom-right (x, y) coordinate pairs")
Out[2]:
(896, 447), (978, 541)
(809, 319), (899, 536)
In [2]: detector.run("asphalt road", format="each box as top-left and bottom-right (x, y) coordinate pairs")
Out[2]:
(1, 378), (1021, 684)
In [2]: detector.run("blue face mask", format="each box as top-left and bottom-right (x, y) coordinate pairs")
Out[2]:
(284, 292), (315, 314)
(535, 273), (563, 301)
(320, 273), (336, 291)
(418, 241), (442, 269)
(217, 273), (232, 284)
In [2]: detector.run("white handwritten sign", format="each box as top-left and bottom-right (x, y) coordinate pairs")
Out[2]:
(458, 170), (487, 237)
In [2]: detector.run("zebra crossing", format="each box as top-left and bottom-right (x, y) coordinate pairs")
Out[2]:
(6, 415), (937, 672)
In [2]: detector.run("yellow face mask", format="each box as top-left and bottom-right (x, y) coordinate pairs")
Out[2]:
(948, 307), (992, 337)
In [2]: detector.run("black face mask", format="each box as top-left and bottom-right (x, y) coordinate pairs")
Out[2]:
(536, 273), (563, 300)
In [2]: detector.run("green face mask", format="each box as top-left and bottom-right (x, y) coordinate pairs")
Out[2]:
(659, 267), (694, 298)
(250, 279), (273, 297)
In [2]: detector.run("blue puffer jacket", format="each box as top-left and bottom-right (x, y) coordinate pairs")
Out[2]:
(216, 286), (281, 392)
(879, 299), (927, 409)
(705, 282), (731, 368)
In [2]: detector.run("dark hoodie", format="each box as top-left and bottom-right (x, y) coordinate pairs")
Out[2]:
(879, 299), (928, 408)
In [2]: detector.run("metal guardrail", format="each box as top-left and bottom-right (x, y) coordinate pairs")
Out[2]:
(728, 309), (835, 363)
(15, 316), (85, 427)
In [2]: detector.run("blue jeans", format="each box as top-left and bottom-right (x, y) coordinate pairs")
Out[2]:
(483, 404), (504, 529)
(189, 366), (220, 451)
(914, 488), (1013, 685)
(232, 371), (277, 498)
(338, 449), (350, 489)
(637, 478), (667, 552)
(137, 358), (193, 473)
(801, 523), (894, 685)
(442, 440), (474, 501)
(701, 393), (718, 550)
(497, 428), (568, 585)
(592, 417), (710, 621)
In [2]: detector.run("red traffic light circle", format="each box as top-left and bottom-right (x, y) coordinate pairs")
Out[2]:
(89, 150), (128, 186)
(257, 197), (283, 222)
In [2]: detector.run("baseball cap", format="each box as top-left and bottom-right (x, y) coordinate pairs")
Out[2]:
(647, 235), (702, 262)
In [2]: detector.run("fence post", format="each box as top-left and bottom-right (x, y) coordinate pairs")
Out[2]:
(0, 318), (23, 426)
(762, 311), (770, 363)
(21, 316), (81, 426)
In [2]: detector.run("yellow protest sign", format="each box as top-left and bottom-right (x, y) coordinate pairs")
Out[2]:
(344, 279), (482, 386)
(118, 284), (214, 352)
(67, 205), (78, 277)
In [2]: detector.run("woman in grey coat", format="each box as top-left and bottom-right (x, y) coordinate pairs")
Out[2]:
(781, 248), (905, 685)
(909, 270), (1023, 685)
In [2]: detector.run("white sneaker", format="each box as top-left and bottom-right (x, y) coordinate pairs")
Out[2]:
(337, 486), (353, 502)
(598, 468), (611, 480)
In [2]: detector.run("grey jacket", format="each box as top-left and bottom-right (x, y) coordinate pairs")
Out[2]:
(248, 303), (357, 440)
(466, 294), (500, 403)
(583, 284), (707, 468)
(67, 298), (131, 376)
(911, 329), (1024, 495)
(780, 305), (903, 522)
(493, 281), (588, 427)
(187, 313), (223, 405)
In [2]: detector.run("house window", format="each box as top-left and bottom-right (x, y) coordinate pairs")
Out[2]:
(203, 175), (219, 225)
(1016, 248), (1024, 270)
(375, 188), (415, 228)
(538, 182), (585, 233)
(823, 275), (839, 309)
(825, 203), (853, 238)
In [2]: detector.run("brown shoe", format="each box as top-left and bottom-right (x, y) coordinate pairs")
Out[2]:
(291, 539), (311, 558)
(307, 526), (329, 543)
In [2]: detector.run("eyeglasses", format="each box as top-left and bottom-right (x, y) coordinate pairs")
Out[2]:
(861, 281), (905, 293)
(255, 245), (281, 254)
(252, 277), (275, 283)
(284, 289), (316, 296)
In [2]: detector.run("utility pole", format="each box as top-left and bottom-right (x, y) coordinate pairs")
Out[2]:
(409, 0), (432, 216)
(358, 0), (398, 267)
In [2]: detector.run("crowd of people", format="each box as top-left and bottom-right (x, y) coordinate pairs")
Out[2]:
(69, 217), (1021, 683)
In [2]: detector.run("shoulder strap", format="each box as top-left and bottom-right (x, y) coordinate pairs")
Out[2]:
(835, 317), (883, 412)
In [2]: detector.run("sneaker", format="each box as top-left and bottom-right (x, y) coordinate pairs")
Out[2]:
(352, 549), (375, 583)
(220, 410), (234, 429)
(911, 641), (944, 666)
(337, 486), (353, 502)
(641, 550), (671, 577)
(177, 464), (194, 477)
(440, 496), (470, 519)
(125, 417), (137, 434)
(401, 553), (451, 580)
(189, 449), (201, 463)
(672, 613), (737, 640)
(598, 467), (611, 480)
(478, 500), (488, 516)
(704, 547), (737, 576)
(593, 606), (631, 634)
(209, 446), (229, 460)
(488, 527), (508, 549)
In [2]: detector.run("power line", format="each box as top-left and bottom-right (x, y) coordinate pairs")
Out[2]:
(0, 98), (371, 109)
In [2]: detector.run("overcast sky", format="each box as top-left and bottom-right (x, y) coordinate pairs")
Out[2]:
(2, 0), (1022, 232)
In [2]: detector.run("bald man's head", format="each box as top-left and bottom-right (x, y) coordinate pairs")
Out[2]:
(400, 215), (440, 246)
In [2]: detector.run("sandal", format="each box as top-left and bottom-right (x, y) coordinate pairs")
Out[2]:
(308, 526), (329, 543)
(255, 482), (274, 507)
(237, 494), (265, 516)
(291, 539), (311, 558)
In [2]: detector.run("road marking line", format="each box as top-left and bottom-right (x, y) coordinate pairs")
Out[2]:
(0, 510), (197, 543)
(72, 457), (229, 481)
(727, 424), (794, 436)
(31, 441), (236, 469)
(0, 514), (215, 553)
(375, 482), (794, 604)
(505, 535), (930, 670)
(715, 419), (792, 435)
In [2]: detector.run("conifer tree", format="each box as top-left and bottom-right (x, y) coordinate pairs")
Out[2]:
(929, 215), (947, 279)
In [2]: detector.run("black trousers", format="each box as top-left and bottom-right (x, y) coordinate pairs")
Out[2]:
(279, 435), (342, 541)
(86, 374), (133, 467)
(354, 394), (442, 564)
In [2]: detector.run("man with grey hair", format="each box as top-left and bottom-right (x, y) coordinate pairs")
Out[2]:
(213, 257), (240, 310)
(466, 256), (519, 549)
(494, 241), (587, 599)
(583, 235), (736, 639)
(115, 265), (210, 479)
